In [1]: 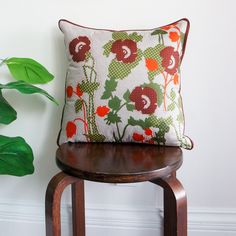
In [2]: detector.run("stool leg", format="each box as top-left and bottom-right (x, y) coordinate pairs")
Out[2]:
(72, 180), (85, 236)
(45, 172), (83, 236)
(151, 173), (187, 236)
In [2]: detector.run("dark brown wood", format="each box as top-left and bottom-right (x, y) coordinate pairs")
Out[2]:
(151, 174), (187, 236)
(45, 172), (84, 236)
(72, 180), (85, 236)
(46, 143), (187, 236)
(56, 143), (183, 183)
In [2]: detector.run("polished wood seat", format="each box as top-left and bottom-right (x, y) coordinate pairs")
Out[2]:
(45, 143), (187, 236)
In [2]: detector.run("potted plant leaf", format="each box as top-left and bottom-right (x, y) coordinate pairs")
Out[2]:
(0, 57), (57, 176)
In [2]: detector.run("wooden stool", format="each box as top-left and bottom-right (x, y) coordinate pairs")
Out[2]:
(45, 143), (187, 236)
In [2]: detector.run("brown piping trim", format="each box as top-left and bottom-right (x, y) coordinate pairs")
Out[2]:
(56, 71), (69, 146)
(179, 18), (190, 64)
(58, 18), (190, 33)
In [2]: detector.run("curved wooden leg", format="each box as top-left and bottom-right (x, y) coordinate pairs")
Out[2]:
(151, 173), (187, 236)
(45, 172), (85, 236)
(72, 180), (85, 236)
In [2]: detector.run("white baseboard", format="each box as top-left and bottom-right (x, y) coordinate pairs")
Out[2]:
(0, 201), (235, 236)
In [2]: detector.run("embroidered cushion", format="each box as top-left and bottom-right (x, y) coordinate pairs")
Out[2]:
(58, 19), (193, 149)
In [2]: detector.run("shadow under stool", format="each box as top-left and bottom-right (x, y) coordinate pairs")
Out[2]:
(45, 143), (187, 236)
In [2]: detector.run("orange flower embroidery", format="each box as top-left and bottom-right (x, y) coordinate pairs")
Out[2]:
(66, 121), (76, 138)
(76, 84), (83, 97)
(173, 73), (179, 85)
(96, 106), (110, 117)
(169, 31), (180, 42)
(66, 86), (73, 98)
(144, 128), (153, 136)
(133, 133), (145, 142)
(145, 58), (158, 71)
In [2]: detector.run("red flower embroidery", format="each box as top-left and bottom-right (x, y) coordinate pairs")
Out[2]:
(133, 133), (145, 142)
(96, 106), (110, 117)
(160, 46), (180, 75)
(111, 39), (137, 63)
(69, 36), (91, 62)
(144, 128), (153, 136)
(130, 86), (157, 114)
(66, 86), (73, 98)
(76, 84), (83, 97)
(66, 121), (76, 138)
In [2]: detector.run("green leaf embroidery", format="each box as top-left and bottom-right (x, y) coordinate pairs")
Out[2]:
(108, 49), (142, 79)
(0, 135), (34, 176)
(170, 89), (176, 100)
(80, 81), (100, 94)
(126, 104), (135, 111)
(6, 57), (54, 84)
(103, 40), (113, 57)
(167, 103), (175, 111)
(143, 44), (165, 80)
(75, 99), (83, 113)
(101, 78), (118, 99)
(85, 134), (106, 142)
(108, 96), (121, 111)
(0, 81), (58, 105)
(151, 29), (168, 35)
(128, 117), (146, 129)
(105, 112), (121, 124)
(112, 32), (129, 40)
(123, 89), (131, 102)
(127, 32), (143, 42)
(0, 90), (17, 125)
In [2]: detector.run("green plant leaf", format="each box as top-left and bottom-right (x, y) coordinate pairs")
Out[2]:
(101, 78), (118, 100)
(75, 99), (83, 113)
(108, 96), (121, 111)
(105, 112), (121, 124)
(123, 89), (131, 102)
(151, 29), (168, 35)
(0, 90), (17, 124)
(0, 81), (58, 105)
(0, 135), (34, 176)
(6, 57), (54, 84)
(126, 104), (135, 111)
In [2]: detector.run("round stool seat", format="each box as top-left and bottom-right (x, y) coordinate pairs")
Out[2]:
(56, 143), (183, 183)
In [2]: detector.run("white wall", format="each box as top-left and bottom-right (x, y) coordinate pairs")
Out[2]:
(0, 0), (236, 235)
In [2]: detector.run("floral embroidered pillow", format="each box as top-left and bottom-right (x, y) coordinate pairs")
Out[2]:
(58, 19), (193, 149)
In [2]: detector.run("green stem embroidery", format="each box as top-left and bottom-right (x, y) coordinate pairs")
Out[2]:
(120, 124), (129, 140)
(115, 122), (122, 141)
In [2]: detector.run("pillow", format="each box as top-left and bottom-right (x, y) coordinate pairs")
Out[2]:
(58, 18), (193, 149)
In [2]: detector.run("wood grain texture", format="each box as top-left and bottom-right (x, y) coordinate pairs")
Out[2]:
(151, 174), (187, 236)
(56, 143), (183, 183)
(46, 143), (187, 235)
